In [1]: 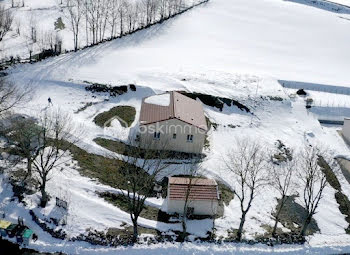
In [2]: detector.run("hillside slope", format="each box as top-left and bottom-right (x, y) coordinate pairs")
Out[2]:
(3, 0), (350, 254)
(13, 0), (350, 87)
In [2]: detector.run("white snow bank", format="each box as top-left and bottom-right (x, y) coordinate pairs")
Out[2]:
(328, 0), (350, 7)
(144, 93), (170, 106)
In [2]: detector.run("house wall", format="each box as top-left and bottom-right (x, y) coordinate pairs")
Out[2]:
(139, 119), (206, 154)
(167, 197), (218, 216)
(343, 118), (350, 143)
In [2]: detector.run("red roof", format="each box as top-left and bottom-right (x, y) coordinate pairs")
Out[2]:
(139, 91), (208, 131)
(168, 177), (219, 201)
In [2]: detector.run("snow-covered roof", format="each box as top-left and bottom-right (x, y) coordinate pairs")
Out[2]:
(139, 91), (208, 131)
(144, 93), (170, 106)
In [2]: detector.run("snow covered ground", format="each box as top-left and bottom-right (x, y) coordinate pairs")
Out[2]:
(329, 0), (350, 6)
(0, 0), (350, 86)
(1, 0), (350, 253)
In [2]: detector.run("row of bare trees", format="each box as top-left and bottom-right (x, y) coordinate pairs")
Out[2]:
(224, 139), (329, 241)
(63, 0), (196, 51)
(0, 78), (331, 243)
(113, 137), (330, 243)
(0, 5), (13, 42)
(2, 110), (78, 207)
(0, 0), (200, 61)
(0, 78), (78, 208)
(115, 138), (330, 243)
(4, 111), (78, 207)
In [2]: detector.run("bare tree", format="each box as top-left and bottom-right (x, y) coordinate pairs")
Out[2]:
(118, 0), (127, 36)
(3, 117), (41, 181)
(0, 5), (13, 42)
(110, 137), (170, 242)
(25, 40), (34, 62)
(108, 0), (120, 38)
(28, 14), (37, 43)
(297, 145), (327, 237)
(179, 159), (201, 241)
(0, 78), (27, 117)
(98, 0), (110, 42)
(66, 0), (83, 51)
(269, 155), (297, 237)
(14, 18), (20, 36)
(223, 139), (268, 241)
(32, 110), (78, 207)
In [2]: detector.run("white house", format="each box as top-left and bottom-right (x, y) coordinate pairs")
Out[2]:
(343, 118), (350, 143)
(138, 91), (208, 154)
(166, 177), (219, 216)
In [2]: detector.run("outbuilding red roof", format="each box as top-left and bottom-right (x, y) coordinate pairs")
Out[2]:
(168, 177), (219, 201)
(139, 91), (208, 131)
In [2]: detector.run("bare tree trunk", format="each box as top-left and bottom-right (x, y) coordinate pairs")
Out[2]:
(40, 181), (48, 207)
(132, 217), (138, 242)
(181, 216), (187, 241)
(26, 157), (32, 177)
(74, 31), (78, 51)
(181, 195), (189, 241)
(272, 196), (287, 237)
(272, 214), (280, 237)
(237, 211), (247, 241)
(300, 214), (312, 237)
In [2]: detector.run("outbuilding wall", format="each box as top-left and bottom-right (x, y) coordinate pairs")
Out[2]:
(343, 118), (350, 143)
(167, 197), (218, 216)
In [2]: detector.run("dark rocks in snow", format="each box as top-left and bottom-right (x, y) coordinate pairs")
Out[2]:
(129, 84), (136, 91)
(296, 89), (307, 96)
(85, 83), (137, 97)
(29, 210), (67, 240)
(178, 91), (250, 113)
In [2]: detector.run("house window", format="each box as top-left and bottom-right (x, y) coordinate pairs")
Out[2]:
(186, 134), (193, 143)
(153, 132), (160, 140)
(173, 133), (177, 139)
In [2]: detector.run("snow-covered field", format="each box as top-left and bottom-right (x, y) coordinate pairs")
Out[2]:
(324, 0), (350, 7)
(0, 0), (350, 86)
(1, 0), (350, 253)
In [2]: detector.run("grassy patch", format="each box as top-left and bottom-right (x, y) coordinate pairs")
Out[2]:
(66, 142), (148, 191)
(204, 135), (210, 150)
(218, 182), (234, 206)
(205, 116), (218, 131)
(318, 156), (341, 191)
(107, 225), (158, 238)
(94, 106), (136, 128)
(94, 137), (204, 160)
(99, 192), (164, 222)
(319, 156), (350, 233)
(275, 195), (319, 235)
(335, 191), (350, 234)
(216, 181), (234, 218)
(94, 137), (128, 155)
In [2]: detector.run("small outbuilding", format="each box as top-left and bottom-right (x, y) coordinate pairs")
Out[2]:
(166, 177), (219, 216)
(343, 118), (350, 143)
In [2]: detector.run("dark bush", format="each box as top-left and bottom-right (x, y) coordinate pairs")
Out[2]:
(296, 89), (307, 96)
